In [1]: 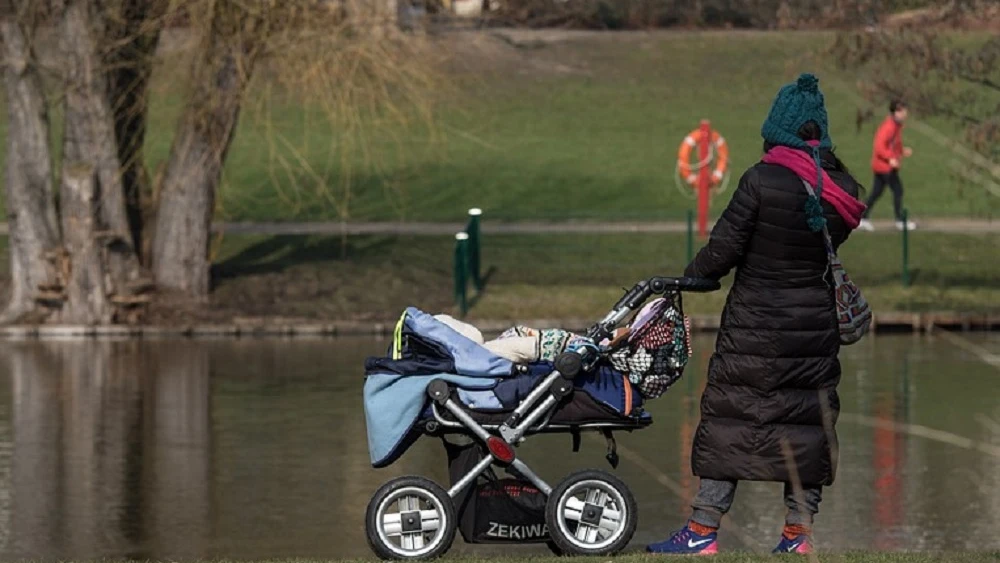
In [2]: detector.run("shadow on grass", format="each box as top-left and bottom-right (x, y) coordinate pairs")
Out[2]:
(211, 235), (396, 286)
(856, 269), (1000, 290)
(466, 265), (498, 310)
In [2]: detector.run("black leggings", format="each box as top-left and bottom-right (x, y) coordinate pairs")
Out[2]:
(864, 171), (904, 221)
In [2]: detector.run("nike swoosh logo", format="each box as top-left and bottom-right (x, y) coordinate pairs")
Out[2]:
(688, 538), (713, 548)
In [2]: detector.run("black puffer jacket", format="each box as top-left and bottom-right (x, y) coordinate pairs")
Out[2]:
(684, 150), (860, 487)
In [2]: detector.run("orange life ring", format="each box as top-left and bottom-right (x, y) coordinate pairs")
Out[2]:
(677, 129), (729, 187)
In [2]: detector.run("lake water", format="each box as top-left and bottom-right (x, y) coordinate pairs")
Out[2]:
(0, 334), (997, 559)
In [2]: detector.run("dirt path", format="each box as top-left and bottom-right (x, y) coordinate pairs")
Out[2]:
(215, 218), (998, 236)
(1, 219), (994, 237)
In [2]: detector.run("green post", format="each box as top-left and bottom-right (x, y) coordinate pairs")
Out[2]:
(467, 208), (482, 291)
(454, 232), (469, 316)
(901, 208), (910, 288)
(686, 209), (695, 264)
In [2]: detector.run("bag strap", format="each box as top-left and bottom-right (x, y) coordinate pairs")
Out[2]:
(799, 179), (837, 261)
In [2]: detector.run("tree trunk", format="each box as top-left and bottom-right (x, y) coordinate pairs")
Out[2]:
(0, 10), (61, 323)
(58, 163), (113, 325)
(104, 0), (168, 261)
(59, 0), (143, 289)
(151, 0), (267, 297)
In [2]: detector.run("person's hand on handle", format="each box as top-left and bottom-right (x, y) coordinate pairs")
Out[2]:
(903, 147), (913, 158)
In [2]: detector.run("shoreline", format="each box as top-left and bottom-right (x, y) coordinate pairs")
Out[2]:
(1, 311), (997, 340)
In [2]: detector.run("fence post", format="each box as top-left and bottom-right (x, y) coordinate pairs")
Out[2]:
(454, 232), (469, 316)
(686, 209), (695, 264)
(901, 208), (910, 288)
(467, 208), (482, 291)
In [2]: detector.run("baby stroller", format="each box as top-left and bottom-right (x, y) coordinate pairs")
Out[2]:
(362, 276), (719, 560)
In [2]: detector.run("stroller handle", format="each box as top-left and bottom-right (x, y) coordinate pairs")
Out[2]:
(585, 276), (720, 342)
(649, 276), (721, 294)
(611, 276), (720, 312)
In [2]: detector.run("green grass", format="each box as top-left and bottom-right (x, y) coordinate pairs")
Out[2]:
(161, 554), (1000, 562)
(6, 31), (995, 225)
(205, 31), (996, 223)
(203, 231), (1000, 322)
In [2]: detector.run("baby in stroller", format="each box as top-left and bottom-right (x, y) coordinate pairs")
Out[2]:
(363, 276), (719, 560)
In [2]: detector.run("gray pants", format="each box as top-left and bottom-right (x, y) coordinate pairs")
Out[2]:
(690, 478), (822, 528)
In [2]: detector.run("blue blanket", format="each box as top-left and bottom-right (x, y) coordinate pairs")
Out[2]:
(364, 308), (514, 467)
(364, 372), (497, 467)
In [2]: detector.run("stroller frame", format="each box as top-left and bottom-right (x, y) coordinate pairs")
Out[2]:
(365, 276), (720, 560)
(429, 367), (578, 498)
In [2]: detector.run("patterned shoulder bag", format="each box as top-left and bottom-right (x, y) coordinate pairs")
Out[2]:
(800, 179), (873, 345)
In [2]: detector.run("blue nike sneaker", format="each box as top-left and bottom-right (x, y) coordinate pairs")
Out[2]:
(646, 525), (718, 555)
(772, 534), (812, 554)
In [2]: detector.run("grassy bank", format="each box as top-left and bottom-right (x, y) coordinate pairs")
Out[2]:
(0, 230), (989, 324)
(178, 231), (1000, 324)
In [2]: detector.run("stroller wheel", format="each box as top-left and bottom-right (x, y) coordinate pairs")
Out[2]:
(544, 469), (638, 556)
(365, 476), (457, 560)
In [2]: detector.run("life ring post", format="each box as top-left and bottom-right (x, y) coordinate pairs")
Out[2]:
(697, 119), (712, 239)
(675, 120), (728, 238)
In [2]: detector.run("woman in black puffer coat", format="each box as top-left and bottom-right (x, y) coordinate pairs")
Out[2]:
(647, 74), (866, 555)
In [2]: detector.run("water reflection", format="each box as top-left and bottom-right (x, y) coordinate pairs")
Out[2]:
(871, 348), (907, 551)
(0, 335), (994, 559)
(4, 341), (210, 560)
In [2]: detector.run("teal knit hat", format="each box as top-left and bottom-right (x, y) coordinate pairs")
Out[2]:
(761, 73), (832, 232)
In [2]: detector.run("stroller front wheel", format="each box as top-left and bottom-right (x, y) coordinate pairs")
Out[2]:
(366, 476), (457, 560)
(544, 469), (638, 556)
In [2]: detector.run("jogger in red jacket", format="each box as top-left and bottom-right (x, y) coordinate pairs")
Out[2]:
(859, 100), (915, 231)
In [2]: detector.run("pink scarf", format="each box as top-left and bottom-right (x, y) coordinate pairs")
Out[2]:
(761, 143), (866, 230)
